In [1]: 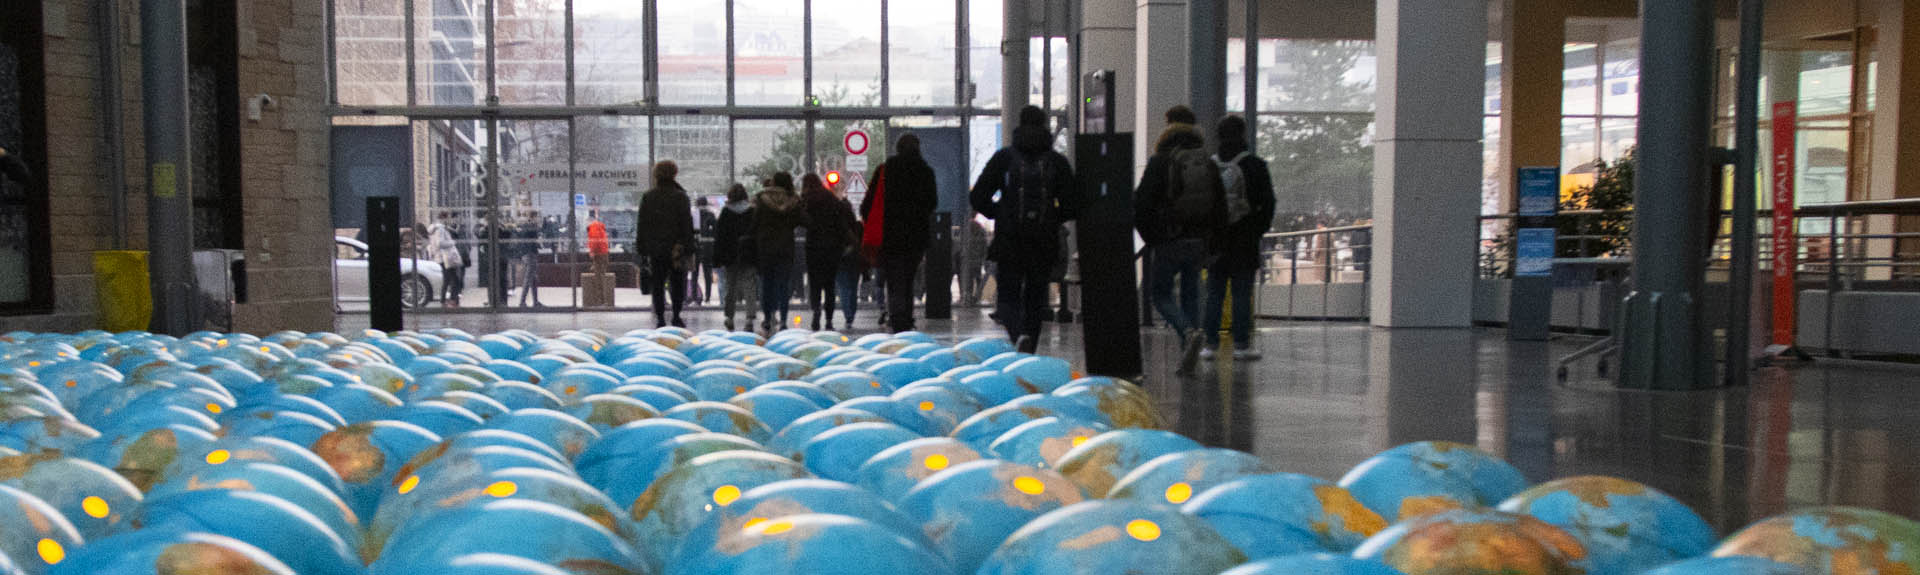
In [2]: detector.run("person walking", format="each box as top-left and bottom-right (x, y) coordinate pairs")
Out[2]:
(638, 161), (697, 328)
(861, 133), (938, 333)
(715, 184), (758, 331)
(970, 106), (1079, 353)
(693, 196), (718, 305)
(1201, 115), (1276, 361)
(1136, 105), (1227, 374)
(516, 216), (545, 307)
(753, 172), (809, 333)
(427, 212), (465, 308)
(801, 173), (857, 331)
(838, 213), (867, 327)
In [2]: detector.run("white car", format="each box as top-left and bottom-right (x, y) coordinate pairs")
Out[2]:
(334, 236), (443, 308)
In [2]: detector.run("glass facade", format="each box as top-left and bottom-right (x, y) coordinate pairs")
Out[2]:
(331, 0), (1025, 311)
(1230, 38), (1378, 232)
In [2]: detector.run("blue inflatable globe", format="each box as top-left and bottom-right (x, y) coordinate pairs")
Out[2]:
(897, 460), (1086, 574)
(975, 500), (1246, 575)
(1051, 429), (1203, 497)
(1181, 473), (1385, 554)
(1497, 476), (1717, 574)
(1338, 441), (1529, 522)
(1221, 553), (1407, 575)
(47, 530), (293, 575)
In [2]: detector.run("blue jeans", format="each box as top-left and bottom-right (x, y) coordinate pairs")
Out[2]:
(1205, 263), (1255, 347)
(837, 267), (862, 325)
(760, 259), (795, 325)
(1149, 239), (1205, 339)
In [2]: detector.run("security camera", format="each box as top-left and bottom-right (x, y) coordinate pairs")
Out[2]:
(247, 94), (276, 121)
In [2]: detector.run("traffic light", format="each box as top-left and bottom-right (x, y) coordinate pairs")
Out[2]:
(825, 171), (841, 188)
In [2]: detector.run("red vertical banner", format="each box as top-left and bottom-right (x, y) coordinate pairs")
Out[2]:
(1770, 102), (1798, 346)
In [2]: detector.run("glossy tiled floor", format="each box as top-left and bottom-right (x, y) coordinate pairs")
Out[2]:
(339, 306), (1920, 532)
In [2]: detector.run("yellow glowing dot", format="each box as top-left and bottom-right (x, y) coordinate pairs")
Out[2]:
(792, 316), (803, 326)
(484, 481), (518, 498)
(841, 336), (850, 342)
(1071, 436), (1089, 447)
(205, 403), (223, 414)
(397, 475), (421, 494)
(691, 338), (702, 344)
(205, 450), (231, 465)
(1012, 476), (1045, 495)
(81, 497), (110, 518)
(259, 346), (271, 353)
(1165, 483), (1194, 504)
(64, 380), (75, 388)
(27, 361), (38, 367)
(743, 517), (770, 530)
(713, 485), (742, 506)
(734, 386), (746, 394)
(917, 401), (935, 411)
(36, 539), (63, 564)
(593, 345), (602, 351)
(924, 454), (951, 471)
(217, 339), (229, 346)
(564, 386), (579, 395)
(56, 352), (67, 357)
(1126, 519), (1162, 541)
(869, 381), (881, 388)
(762, 520), (795, 535)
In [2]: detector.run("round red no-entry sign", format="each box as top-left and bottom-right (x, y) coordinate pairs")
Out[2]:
(844, 130), (869, 155)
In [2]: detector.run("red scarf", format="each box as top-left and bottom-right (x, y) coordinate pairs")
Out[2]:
(861, 167), (887, 265)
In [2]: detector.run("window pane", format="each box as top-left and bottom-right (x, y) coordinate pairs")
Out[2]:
(1259, 40), (1376, 114)
(418, 0), (486, 105)
(1026, 37), (1070, 113)
(1483, 115), (1503, 216)
(495, 0), (567, 105)
(1562, 117), (1598, 184)
(1259, 113), (1376, 229)
(736, 120), (806, 186)
(1563, 43), (1598, 116)
(335, 0), (406, 105)
(889, 0), (956, 106)
(1600, 117), (1635, 163)
(737, 0), (805, 106)
(1601, 38), (1639, 116)
(969, 0), (1003, 110)
(1799, 50), (1854, 117)
(656, 1), (726, 105)
(1485, 42), (1503, 115)
(813, 0), (882, 106)
(654, 116), (732, 197)
(1228, 38), (1247, 112)
(576, 0), (651, 106)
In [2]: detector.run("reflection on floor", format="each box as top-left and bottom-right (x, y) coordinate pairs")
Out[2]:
(339, 308), (1920, 531)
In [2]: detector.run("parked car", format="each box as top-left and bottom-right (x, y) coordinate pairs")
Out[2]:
(334, 236), (442, 308)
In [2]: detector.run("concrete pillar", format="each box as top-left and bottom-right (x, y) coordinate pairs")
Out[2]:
(1004, 0), (1032, 144)
(1135, 0), (1188, 175)
(1079, 0), (1137, 135)
(1619, 0), (1715, 390)
(1499, 0), (1565, 212)
(1369, 0), (1488, 328)
(1870, 0), (1920, 279)
(1188, 0), (1227, 138)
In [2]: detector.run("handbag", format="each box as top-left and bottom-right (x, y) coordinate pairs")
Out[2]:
(860, 167), (888, 265)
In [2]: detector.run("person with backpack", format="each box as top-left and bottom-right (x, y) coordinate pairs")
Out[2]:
(714, 184), (758, 332)
(971, 106), (1079, 352)
(1201, 115), (1276, 361)
(1135, 106), (1226, 374)
(861, 133), (938, 334)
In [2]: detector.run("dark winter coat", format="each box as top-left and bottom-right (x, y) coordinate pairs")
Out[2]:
(714, 201), (754, 267)
(861, 151), (938, 257)
(802, 187), (858, 260)
(1133, 123), (1210, 247)
(637, 183), (696, 259)
(970, 124), (1078, 267)
(752, 186), (809, 263)
(1210, 147), (1277, 271)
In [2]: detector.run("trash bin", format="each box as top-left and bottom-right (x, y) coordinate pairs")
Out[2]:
(92, 251), (152, 332)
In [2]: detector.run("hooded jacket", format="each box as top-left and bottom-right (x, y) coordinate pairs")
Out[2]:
(802, 185), (857, 259)
(637, 182), (695, 258)
(752, 185), (809, 262)
(713, 200), (754, 267)
(862, 150), (938, 257)
(969, 124), (1078, 266)
(1134, 123), (1210, 246)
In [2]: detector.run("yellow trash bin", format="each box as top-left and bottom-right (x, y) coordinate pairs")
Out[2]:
(93, 251), (152, 332)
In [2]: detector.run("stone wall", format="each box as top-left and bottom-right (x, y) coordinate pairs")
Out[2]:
(0, 0), (333, 334)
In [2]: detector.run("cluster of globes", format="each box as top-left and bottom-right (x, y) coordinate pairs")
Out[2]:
(0, 325), (1911, 574)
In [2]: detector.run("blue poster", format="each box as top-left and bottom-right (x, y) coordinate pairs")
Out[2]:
(1516, 228), (1556, 277)
(1518, 166), (1559, 218)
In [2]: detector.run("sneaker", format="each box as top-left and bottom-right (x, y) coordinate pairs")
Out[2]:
(1177, 332), (1205, 375)
(724, 318), (735, 332)
(1233, 348), (1262, 361)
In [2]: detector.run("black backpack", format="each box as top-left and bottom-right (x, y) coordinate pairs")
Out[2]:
(1003, 150), (1057, 241)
